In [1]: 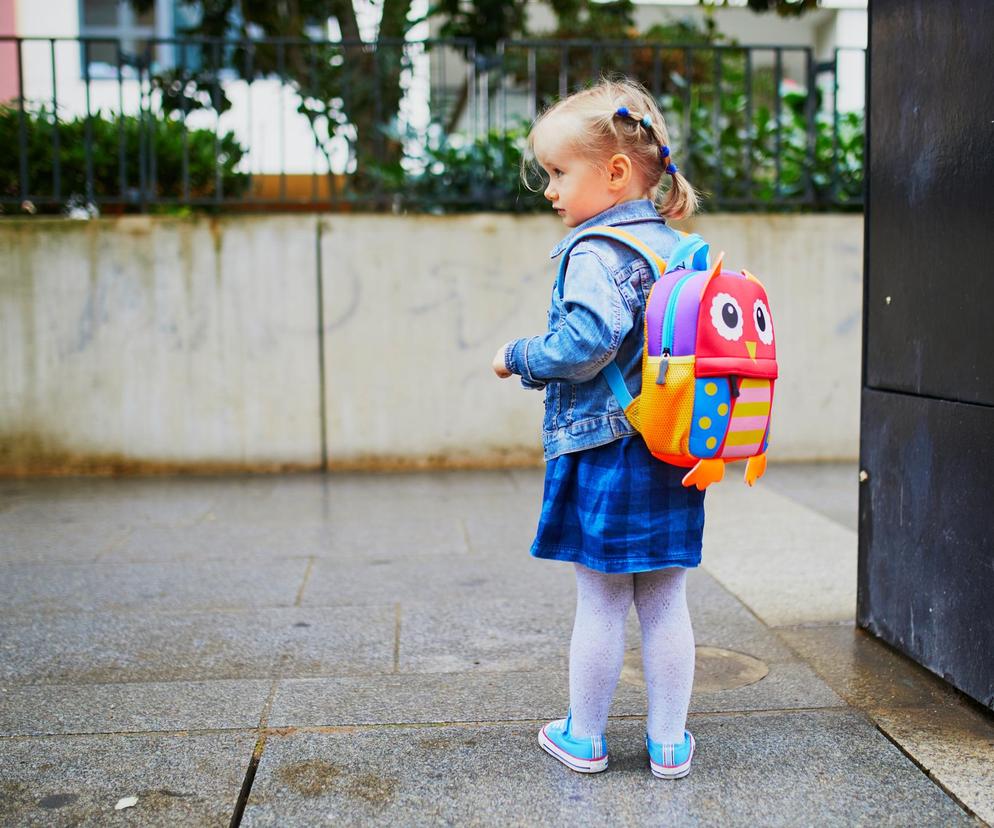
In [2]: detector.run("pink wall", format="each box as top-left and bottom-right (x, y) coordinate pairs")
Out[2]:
(0, 0), (17, 104)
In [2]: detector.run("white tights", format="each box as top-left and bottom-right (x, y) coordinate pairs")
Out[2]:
(568, 563), (695, 744)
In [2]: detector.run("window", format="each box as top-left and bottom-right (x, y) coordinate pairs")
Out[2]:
(79, 0), (169, 75)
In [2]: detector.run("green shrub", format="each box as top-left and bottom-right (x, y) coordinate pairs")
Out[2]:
(0, 105), (248, 212)
(375, 125), (545, 213)
(387, 84), (862, 214)
(659, 74), (864, 209)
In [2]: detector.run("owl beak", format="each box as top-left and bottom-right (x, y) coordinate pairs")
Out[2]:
(745, 341), (757, 361)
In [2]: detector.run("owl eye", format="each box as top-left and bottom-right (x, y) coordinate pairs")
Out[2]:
(710, 293), (743, 341)
(754, 299), (773, 345)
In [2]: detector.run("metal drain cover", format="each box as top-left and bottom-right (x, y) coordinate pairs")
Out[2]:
(621, 645), (769, 692)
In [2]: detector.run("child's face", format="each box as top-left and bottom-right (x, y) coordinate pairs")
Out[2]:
(533, 119), (620, 228)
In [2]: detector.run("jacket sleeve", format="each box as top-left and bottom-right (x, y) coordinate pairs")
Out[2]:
(506, 250), (632, 386)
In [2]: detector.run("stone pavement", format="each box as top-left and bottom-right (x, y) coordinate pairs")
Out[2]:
(1, 464), (992, 826)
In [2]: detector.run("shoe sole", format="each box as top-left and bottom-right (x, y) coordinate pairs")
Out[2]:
(538, 726), (608, 773)
(649, 733), (695, 779)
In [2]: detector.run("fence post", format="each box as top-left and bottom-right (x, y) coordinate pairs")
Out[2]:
(16, 38), (28, 206)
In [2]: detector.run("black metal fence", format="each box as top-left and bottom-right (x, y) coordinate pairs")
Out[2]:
(0, 35), (865, 214)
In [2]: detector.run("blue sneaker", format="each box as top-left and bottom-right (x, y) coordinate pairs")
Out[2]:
(646, 730), (695, 779)
(538, 710), (608, 773)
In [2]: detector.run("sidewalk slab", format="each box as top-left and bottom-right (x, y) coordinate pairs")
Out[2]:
(0, 559), (309, 614)
(761, 461), (858, 530)
(0, 679), (271, 737)
(779, 624), (994, 823)
(702, 482), (858, 627)
(0, 477), (217, 528)
(1, 524), (131, 565)
(777, 625), (962, 711)
(0, 606), (395, 685)
(97, 523), (330, 564)
(398, 597), (575, 674)
(685, 570), (801, 663)
(1, 467), (986, 826)
(241, 713), (971, 827)
(299, 551), (569, 608)
(267, 659), (843, 730)
(871, 705), (994, 824)
(0, 731), (255, 827)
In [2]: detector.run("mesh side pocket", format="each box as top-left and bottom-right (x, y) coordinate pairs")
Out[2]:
(637, 356), (696, 459)
(624, 398), (641, 431)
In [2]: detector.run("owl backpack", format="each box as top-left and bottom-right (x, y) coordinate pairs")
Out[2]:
(556, 226), (778, 491)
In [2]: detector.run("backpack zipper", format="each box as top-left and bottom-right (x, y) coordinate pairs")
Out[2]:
(656, 270), (697, 385)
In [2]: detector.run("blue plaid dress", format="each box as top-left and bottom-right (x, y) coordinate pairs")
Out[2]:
(531, 435), (706, 573)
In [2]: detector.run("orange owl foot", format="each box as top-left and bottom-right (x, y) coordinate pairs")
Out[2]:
(744, 453), (768, 486)
(682, 459), (725, 491)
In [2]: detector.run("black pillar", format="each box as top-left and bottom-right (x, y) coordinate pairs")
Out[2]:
(859, 0), (994, 709)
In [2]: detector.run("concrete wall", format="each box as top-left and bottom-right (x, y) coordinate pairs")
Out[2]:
(0, 212), (862, 474)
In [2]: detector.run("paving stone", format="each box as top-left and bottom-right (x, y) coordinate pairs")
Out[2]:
(1, 523), (130, 565)
(319, 506), (469, 557)
(0, 559), (309, 614)
(0, 467), (980, 825)
(0, 606), (395, 685)
(395, 569), (800, 676)
(760, 461), (859, 531)
(0, 477), (218, 529)
(462, 508), (544, 556)
(687, 570), (799, 664)
(399, 597), (575, 674)
(702, 483), (857, 626)
(870, 705), (994, 825)
(313, 469), (524, 501)
(266, 659), (843, 729)
(267, 671), (573, 728)
(241, 712), (971, 826)
(300, 551), (570, 608)
(777, 623), (994, 823)
(0, 679), (272, 736)
(0, 731), (254, 827)
(98, 522), (332, 563)
(0, 480), (32, 515)
(612, 646), (845, 716)
(776, 624), (962, 710)
(506, 467), (545, 497)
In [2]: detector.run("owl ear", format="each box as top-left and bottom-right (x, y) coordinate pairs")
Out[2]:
(741, 268), (767, 290)
(701, 252), (725, 295)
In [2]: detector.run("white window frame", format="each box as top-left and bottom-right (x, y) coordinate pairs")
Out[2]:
(78, 0), (174, 78)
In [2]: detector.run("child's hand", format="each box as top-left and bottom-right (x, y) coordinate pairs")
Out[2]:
(493, 344), (512, 378)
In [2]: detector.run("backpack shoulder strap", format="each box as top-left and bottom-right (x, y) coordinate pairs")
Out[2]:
(664, 231), (710, 273)
(555, 225), (668, 299)
(554, 225), (692, 414)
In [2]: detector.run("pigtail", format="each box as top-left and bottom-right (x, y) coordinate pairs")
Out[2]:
(657, 171), (700, 221)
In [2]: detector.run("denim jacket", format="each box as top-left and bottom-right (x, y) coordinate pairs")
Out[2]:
(505, 199), (683, 460)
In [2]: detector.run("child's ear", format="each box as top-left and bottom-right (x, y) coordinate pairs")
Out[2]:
(607, 153), (632, 188)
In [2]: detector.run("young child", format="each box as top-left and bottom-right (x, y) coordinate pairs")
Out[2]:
(491, 78), (704, 779)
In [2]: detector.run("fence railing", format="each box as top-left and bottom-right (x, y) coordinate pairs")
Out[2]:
(0, 35), (865, 214)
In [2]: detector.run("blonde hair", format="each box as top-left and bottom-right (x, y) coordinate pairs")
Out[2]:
(523, 77), (699, 220)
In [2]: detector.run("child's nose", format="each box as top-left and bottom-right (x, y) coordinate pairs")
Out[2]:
(544, 183), (556, 201)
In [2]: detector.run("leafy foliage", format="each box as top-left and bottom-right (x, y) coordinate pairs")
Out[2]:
(657, 60), (864, 209)
(389, 82), (863, 213)
(702, 0), (819, 16)
(0, 106), (247, 211)
(382, 125), (546, 213)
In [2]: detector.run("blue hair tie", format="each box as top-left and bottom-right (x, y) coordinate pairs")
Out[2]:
(659, 144), (670, 160)
(665, 162), (679, 176)
(615, 106), (629, 118)
(641, 115), (652, 128)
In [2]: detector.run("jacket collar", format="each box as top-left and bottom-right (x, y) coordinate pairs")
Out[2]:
(549, 199), (666, 258)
